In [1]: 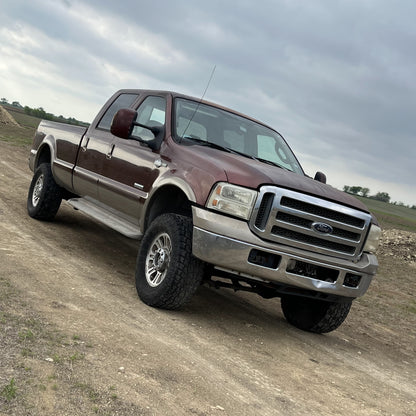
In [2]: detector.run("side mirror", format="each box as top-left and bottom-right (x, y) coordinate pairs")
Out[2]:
(314, 171), (327, 184)
(111, 108), (137, 139)
(111, 108), (164, 150)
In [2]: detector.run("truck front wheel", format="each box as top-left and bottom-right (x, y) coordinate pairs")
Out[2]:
(281, 295), (352, 333)
(135, 214), (204, 309)
(27, 163), (62, 220)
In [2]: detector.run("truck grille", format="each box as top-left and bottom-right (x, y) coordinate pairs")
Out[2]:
(249, 187), (372, 260)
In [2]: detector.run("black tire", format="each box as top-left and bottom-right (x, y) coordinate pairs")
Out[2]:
(136, 213), (204, 309)
(281, 295), (352, 333)
(27, 163), (63, 220)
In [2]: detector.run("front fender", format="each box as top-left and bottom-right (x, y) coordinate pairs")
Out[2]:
(139, 176), (197, 232)
(148, 175), (197, 203)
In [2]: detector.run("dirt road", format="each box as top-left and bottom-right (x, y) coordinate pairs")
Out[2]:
(1, 141), (415, 415)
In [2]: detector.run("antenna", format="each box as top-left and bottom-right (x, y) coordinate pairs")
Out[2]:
(180, 65), (216, 142)
(200, 64), (216, 102)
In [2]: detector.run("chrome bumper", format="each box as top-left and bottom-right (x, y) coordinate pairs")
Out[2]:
(192, 207), (378, 298)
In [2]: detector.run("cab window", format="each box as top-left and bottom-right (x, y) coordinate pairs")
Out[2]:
(132, 96), (166, 141)
(97, 93), (139, 131)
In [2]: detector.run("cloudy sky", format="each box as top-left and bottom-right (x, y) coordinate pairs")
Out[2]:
(1, 0), (415, 205)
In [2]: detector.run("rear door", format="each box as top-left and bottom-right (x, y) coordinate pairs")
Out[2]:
(73, 93), (140, 199)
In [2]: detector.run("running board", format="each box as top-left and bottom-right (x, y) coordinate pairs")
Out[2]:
(67, 198), (142, 239)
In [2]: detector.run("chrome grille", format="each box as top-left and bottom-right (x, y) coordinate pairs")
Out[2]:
(250, 187), (372, 260)
(280, 197), (366, 227)
(255, 192), (274, 229)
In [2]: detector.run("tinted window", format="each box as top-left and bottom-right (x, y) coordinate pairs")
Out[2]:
(97, 93), (138, 130)
(224, 129), (245, 153)
(132, 96), (166, 141)
(257, 134), (300, 171)
(174, 98), (304, 174)
(176, 118), (207, 140)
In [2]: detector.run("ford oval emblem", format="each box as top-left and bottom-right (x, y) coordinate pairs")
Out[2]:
(311, 222), (333, 234)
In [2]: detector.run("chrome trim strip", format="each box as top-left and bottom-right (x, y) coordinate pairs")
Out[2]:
(54, 158), (74, 171)
(98, 175), (148, 200)
(73, 165), (99, 182)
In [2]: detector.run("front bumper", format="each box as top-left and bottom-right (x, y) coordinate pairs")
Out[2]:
(192, 207), (378, 298)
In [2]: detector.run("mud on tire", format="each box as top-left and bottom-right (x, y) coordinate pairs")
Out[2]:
(27, 163), (63, 221)
(281, 295), (352, 333)
(136, 213), (204, 310)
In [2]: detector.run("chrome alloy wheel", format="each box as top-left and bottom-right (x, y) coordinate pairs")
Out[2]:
(145, 232), (172, 287)
(32, 174), (44, 207)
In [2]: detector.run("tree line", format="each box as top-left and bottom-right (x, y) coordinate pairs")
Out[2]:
(23, 106), (88, 126)
(343, 185), (415, 209)
(1, 97), (88, 126)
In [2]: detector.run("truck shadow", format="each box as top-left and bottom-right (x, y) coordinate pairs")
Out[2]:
(51, 206), (351, 348)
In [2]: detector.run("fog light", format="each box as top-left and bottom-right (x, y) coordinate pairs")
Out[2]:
(344, 273), (362, 288)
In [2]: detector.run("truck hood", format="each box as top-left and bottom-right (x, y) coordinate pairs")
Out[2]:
(182, 145), (370, 213)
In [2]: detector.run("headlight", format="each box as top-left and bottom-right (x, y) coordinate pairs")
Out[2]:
(363, 224), (382, 253)
(207, 182), (258, 220)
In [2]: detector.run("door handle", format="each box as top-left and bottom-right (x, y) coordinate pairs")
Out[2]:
(81, 137), (90, 152)
(154, 158), (167, 168)
(106, 144), (115, 160)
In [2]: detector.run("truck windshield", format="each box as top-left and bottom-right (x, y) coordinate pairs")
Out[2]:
(174, 98), (304, 175)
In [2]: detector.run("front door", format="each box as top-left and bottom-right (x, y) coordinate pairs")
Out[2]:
(72, 92), (140, 199)
(97, 95), (167, 223)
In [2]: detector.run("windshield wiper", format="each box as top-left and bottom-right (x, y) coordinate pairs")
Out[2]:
(182, 136), (231, 152)
(182, 136), (247, 156)
(251, 156), (289, 170)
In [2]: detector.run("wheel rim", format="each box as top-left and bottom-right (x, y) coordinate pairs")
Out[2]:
(32, 174), (44, 207)
(145, 232), (172, 287)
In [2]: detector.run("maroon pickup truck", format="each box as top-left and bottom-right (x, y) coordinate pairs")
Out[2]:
(27, 89), (380, 333)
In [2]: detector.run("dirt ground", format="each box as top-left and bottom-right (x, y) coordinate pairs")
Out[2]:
(0, 141), (415, 416)
(0, 106), (20, 127)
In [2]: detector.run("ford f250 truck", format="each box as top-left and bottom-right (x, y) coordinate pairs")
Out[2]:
(27, 89), (381, 333)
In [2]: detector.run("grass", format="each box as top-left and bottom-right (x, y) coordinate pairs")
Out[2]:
(0, 106), (40, 146)
(74, 382), (100, 402)
(406, 300), (416, 315)
(355, 196), (416, 232)
(18, 329), (35, 342)
(1, 378), (17, 401)
(0, 276), (132, 415)
(7, 108), (43, 129)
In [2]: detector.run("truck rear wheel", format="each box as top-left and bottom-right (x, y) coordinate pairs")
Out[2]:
(281, 295), (352, 333)
(135, 214), (203, 309)
(27, 163), (62, 220)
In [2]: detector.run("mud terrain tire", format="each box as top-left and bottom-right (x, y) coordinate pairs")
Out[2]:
(27, 163), (63, 220)
(281, 295), (352, 333)
(136, 214), (204, 309)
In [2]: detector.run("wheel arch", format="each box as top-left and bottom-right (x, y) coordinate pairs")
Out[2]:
(142, 184), (194, 232)
(33, 136), (56, 169)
